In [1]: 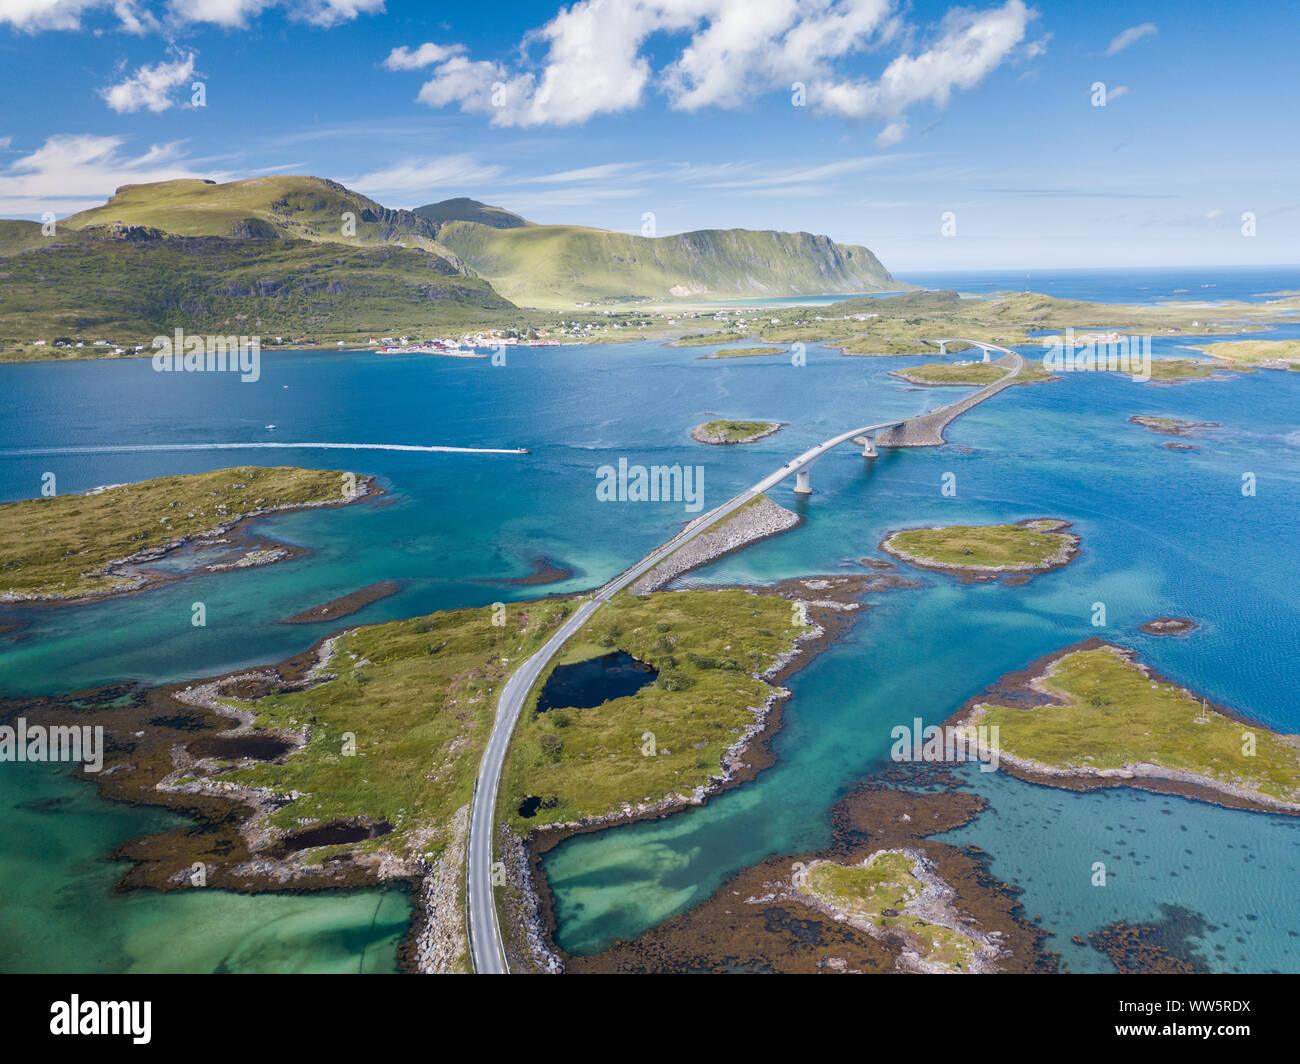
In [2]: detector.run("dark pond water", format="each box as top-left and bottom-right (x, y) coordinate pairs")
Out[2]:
(535, 651), (657, 713)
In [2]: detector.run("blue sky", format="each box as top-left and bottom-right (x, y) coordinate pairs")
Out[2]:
(1, 0), (1296, 271)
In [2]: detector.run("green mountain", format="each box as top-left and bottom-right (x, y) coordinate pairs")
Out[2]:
(0, 175), (906, 351)
(0, 222), (515, 348)
(424, 213), (903, 308)
(65, 176), (463, 264)
(413, 197), (530, 230)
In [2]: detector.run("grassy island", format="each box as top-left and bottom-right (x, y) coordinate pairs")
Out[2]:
(0, 465), (366, 601)
(699, 345), (785, 359)
(672, 331), (747, 347)
(891, 361), (1051, 385)
(794, 850), (993, 973)
(500, 587), (804, 831)
(1128, 415), (1217, 437)
(224, 599), (573, 860)
(1187, 339), (1300, 366)
(1145, 359), (1252, 381)
(963, 644), (1300, 811)
(157, 584), (810, 968)
(691, 419), (784, 444)
(880, 519), (1079, 579)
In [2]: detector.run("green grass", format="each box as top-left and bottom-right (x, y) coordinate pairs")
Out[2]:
(1186, 339), (1300, 364)
(836, 336), (942, 355)
(882, 522), (1074, 571)
(501, 588), (804, 831)
(699, 346), (785, 359)
(672, 331), (749, 346)
(0, 466), (355, 599)
(693, 420), (782, 443)
(800, 852), (982, 971)
(1145, 359), (1252, 380)
(435, 220), (898, 309)
(978, 646), (1300, 805)
(892, 360), (1050, 385)
(225, 600), (576, 860)
(62, 175), (455, 257)
(0, 230), (517, 356)
(748, 288), (1300, 357)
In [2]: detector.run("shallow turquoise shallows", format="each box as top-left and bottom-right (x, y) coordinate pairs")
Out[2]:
(1, 266), (1298, 973)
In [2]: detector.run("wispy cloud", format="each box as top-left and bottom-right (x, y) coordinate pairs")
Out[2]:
(100, 52), (196, 113)
(345, 154), (504, 198)
(1, 0), (384, 33)
(0, 133), (211, 215)
(1106, 23), (1157, 56)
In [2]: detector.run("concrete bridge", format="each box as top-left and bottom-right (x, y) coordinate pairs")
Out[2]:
(929, 337), (1006, 360)
(782, 340), (1023, 493)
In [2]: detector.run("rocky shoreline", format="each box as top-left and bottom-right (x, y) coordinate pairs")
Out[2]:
(1139, 616), (1199, 636)
(948, 639), (1300, 816)
(879, 518), (1080, 583)
(780, 847), (1007, 974)
(562, 768), (1056, 973)
(689, 421), (786, 444)
(1, 473), (380, 606)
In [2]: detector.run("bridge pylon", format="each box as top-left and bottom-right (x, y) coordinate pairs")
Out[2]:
(793, 469), (812, 495)
(852, 434), (877, 458)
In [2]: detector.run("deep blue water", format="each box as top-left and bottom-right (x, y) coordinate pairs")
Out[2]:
(724, 265), (1300, 307)
(2, 267), (1298, 972)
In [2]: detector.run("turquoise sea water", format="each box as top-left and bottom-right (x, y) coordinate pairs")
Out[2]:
(1, 268), (1297, 972)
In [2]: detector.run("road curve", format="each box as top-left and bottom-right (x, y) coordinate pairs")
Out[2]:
(466, 340), (1022, 973)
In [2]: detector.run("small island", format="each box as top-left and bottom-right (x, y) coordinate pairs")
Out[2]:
(698, 346), (786, 360)
(691, 419), (785, 444)
(0, 465), (372, 602)
(1145, 359), (1251, 381)
(880, 519), (1080, 581)
(1186, 339), (1300, 369)
(955, 642), (1300, 814)
(788, 849), (1002, 973)
(1128, 414), (1218, 438)
(891, 361), (1051, 386)
(1139, 616), (1199, 636)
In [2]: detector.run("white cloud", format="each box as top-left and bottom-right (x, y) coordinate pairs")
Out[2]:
(524, 162), (641, 184)
(0, 133), (209, 215)
(1106, 84), (1129, 101)
(0, 0), (381, 31)
(813, 1), (1034, 121)
(383, 42), (465, 71)
(695, 155), (912, 190)
(875, 120), (907, 147)
(346, 153), (504, 198)
(100, 52), (196, 112)
(388, 0), (1031, 140)
(1106, 23), (1157, 56)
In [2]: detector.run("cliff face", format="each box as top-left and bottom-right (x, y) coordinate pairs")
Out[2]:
(434, 219), (901, 308)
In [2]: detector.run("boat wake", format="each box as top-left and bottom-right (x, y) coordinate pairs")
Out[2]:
(0, 442), (529, 457)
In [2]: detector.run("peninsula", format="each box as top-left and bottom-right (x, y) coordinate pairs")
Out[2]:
(0, 466), (373, 602)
